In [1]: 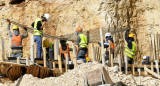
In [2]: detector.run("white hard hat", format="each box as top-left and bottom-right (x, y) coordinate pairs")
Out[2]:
(105, 33), (111, 37)
(143, 56), (146, 59)
(43, 13), (50, 20)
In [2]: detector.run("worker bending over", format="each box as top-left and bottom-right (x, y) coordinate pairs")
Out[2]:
(124, 29), (136, 64)
(31, 13), (50, 59)
(74, 26), (88, 62)
(7, 20), (28, 58)
(60, 40), (70, 61)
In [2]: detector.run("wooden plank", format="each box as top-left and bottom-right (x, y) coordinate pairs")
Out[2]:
(155, 60), (159, 75)
(0, 61), (26, 66)
(144, 65), (148, 75)
(53, 61), (55, 68)
(58, 55), (62, 73)
(109, 40), (111, 64)
(73, 44), (77, 67)
(26, 57), (29, 66)
(125, 54), (128, 74)
(118, 54), (121, 72)
(137, 68), (141, 75)
(132, 64), (135, 75)
(34, 43), (37, 58)
(65, 54), (69, 72)
(17, 58), (20, 64)
(1, 38), (4, 61)
(43, 47), (47, 67)
(111, 54), (113, 67)
(92, 44), (96, 62)
(151, 62), (154, 71)
(54, 39), (59, 60)
(100, 27), (105, 64)
(144, 65), (160, 79)
(30, 35), (34, 64)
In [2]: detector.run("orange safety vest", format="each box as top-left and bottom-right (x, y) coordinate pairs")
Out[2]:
(11, 34), (22, 46)
(106, 40), (115, 52)
(60, 44), (70, 58)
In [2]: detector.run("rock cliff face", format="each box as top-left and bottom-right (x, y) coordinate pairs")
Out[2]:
(0, 0), (159, 60)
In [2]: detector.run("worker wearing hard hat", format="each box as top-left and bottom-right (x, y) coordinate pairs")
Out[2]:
(104, 33), (115, 61)
(31, 13), (50, 59)
(124, 29), (136, 64)
(98, 32), (115, 62)
(7, 20), (28, 57)
(74, 26), (88, 62)
(60, 40), (71, 61)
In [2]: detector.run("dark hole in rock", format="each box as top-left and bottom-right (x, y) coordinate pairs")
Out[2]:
(9, 0), (25, 4)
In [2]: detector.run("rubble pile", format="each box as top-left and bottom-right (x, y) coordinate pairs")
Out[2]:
(1, 62), (160, 86)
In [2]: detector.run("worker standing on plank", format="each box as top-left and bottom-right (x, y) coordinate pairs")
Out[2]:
(74, 26), (88, 62)
(31, 13), (50, 59)
(98, 32), (115, 62)
(7, 20), (28, 58)
(124, 29), (136, 64)
(60, 40), (71, 61)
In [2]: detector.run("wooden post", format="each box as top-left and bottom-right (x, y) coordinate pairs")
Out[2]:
(30, 35), (34, 64)
(17, 58), (20, 64)
(58, 55), (62, 73)
(34, 43), (37, 58)
(99, 27), (105, 64)
(109, 41), (111, 64)
(26, 57), (29, 66)
(43, 47), (47, 67)
(92, 44), (96, 62)
(65, 54), (69, 72)
(111, 54), (113, 67)
(53, 61), (55, 68)
(155, 60), (159, 75)
(73, 45), (77, 67)
(132, 64), (135, 75)
(125, 54), (128, 74)
(151, 62), (154, 72)
(54, 39), (59, 60)
(144, 65), (148, 75)
(118, 54), (121, 72)
(138, 68), (141, 75)
(1, 38), (4, 61)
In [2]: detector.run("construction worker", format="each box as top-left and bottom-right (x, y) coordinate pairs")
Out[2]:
(7, 20), (28, 58)
(31, 13), (50, 59)
(74, 26), (88, 62)
(124, 29), (136, 64)
(60, 40), (70, 61)
(98, 32), (115, 62)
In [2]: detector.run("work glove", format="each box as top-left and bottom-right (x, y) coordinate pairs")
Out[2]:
(72, 40), (75, 43)
(7, 19), (11, 25)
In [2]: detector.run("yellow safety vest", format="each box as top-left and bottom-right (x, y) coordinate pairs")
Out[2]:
(34, 18), (43, 36)
(79, 34), (87, 48)
(124, 41), (136, 58)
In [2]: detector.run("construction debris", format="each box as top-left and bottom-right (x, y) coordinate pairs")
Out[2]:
(0, 62), (159, 86)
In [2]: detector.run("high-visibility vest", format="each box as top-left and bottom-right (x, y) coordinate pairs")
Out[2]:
(11, 34), (22, 46)
(124, 41), (136, 58)
(106, 40), (115, 52)
(79, 34), (87, 48)
(60, 44), (70, 58)
(34, 18), (43, 36)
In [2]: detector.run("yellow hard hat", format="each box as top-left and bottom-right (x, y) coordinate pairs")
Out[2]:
(128, 33), (134, 37)
(12, 25), (19, 30)
(43, 39), (49, 48)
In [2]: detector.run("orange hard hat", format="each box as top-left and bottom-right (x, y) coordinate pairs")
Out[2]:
(76, 26), (83, 32)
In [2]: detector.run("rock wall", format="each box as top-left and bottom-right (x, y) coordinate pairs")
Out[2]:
(0, 0), (159, 61)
